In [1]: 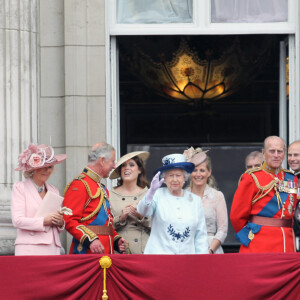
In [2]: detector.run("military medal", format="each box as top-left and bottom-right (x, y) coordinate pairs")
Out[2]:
(288, 203), (293, 215)
(281, 206), (285, 218)
(289, 194), (295, 206)
(278, 180), (298, 193)
(248, 229), (254, 240)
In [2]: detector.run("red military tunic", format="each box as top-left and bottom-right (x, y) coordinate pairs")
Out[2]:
(230, 162), (298, 253)
(63, 167), (121, 254)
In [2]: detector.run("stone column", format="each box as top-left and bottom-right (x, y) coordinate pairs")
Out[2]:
(39, 0), (67, 250)
(0, 0), (39, 255)
(64, 0), (107, 250)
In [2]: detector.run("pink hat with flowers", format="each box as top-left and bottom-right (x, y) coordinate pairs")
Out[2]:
(15, 143), (67, 172)
(183, 147), (208, 166)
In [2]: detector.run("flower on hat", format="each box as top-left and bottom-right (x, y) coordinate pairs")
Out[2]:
(183, 147), (196, 161)
(28, 153), (43, 168)
(16, 143), (55, 171)
(18, 144), (38, 165)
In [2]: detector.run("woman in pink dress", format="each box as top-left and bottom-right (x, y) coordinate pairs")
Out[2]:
(11, 143), (67, 255)
(184, 147), (228, 254)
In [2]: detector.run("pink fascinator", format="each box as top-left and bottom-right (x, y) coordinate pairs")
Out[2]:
(15, 143), (67, 172)
(183, 147), (208, 166)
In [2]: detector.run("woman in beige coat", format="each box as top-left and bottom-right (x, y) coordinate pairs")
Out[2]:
(109, 151), (150, 254)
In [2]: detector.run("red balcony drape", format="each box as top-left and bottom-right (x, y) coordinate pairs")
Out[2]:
(1, 253), (300, 300)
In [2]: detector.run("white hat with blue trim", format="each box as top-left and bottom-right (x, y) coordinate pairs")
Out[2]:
(154, 153), (195, 175)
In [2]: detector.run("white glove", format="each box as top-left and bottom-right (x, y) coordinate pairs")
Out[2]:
(145, 171), (164, 204)
(59, 206), (73, 215)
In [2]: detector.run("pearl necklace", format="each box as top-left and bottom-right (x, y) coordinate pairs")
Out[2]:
(31, 180), (45, 193)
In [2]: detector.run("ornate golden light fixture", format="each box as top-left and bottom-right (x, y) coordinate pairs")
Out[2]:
(119, 36), (273, 105)
(155, 40), (238, 101)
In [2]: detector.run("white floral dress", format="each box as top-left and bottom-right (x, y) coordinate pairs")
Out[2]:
(137, 188), (208, 254)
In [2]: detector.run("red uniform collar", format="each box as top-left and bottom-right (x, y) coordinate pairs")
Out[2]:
(83, 167), (102, 183)
(261, 161), (282, 175)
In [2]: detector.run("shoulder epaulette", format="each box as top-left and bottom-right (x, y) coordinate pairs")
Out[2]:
(237, 174), (243, 185)
(245, 166), (262, 175)
(237, 167), (262, 185)
(282, 168), (295, 175)
(63, 174), (87, 196)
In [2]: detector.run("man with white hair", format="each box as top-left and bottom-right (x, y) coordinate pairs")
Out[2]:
(63, 142), (127, 254)
(231, 136), (298, 253)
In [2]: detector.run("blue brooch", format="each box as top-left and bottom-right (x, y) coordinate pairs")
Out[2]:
(167, 224), (190, 242)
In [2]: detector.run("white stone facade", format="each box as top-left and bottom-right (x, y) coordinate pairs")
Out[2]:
(1, 0), (299, 255)
(0, 0), (106, 255)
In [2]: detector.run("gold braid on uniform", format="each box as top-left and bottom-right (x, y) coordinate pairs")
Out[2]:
(76, 225), (98, 252)
(63, 173), (105, 222)
(78, 177), (101, 199)
(79, 180), (104, 222)
(63, 174), (98, 196)
(250, 173), (282, 209)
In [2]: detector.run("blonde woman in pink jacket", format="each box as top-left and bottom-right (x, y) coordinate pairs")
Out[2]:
(11, 143), (67, 255)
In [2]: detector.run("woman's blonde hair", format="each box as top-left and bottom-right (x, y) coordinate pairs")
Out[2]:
(190, 156), (218, 189)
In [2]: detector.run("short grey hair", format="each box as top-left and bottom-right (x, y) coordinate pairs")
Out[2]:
(160, 169), (190, 182)
(88, 142), (115, 165)
(245, 151), (264, 168)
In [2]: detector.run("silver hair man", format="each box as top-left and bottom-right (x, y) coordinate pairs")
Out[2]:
(88, 142), (115, 164)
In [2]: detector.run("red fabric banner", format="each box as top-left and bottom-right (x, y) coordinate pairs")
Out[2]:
(1, 253), (300, 300)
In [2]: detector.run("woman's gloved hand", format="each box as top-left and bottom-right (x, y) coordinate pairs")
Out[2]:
(145, 171), (164, 204)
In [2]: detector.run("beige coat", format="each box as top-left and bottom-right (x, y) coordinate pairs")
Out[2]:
(110, 187), (150, 254)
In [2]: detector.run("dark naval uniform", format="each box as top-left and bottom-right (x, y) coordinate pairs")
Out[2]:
(63, 168), (121, 254)
(230, 162), (298, 253)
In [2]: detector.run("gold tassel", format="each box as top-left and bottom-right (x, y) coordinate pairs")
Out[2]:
(275, 190), (281, 209)
(99, 256), (112, 300)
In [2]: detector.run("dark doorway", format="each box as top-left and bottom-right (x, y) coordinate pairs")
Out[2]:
(117, 34), (287, 251)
